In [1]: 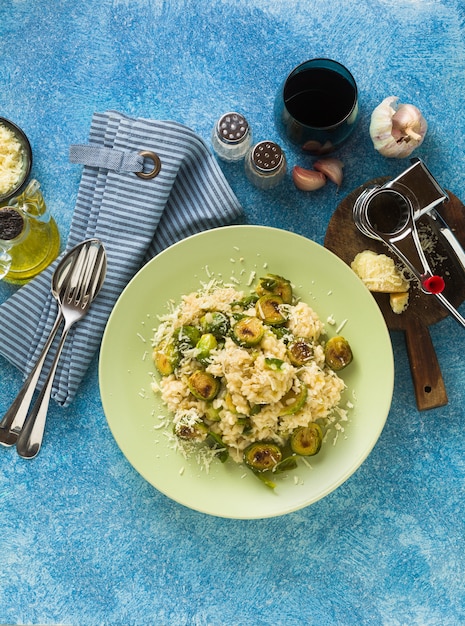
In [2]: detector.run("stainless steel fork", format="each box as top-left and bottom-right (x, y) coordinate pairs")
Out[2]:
(0, 241), (89, 447)
(15, 239), (107, 458)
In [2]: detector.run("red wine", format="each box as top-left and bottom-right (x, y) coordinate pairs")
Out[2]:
(284, 67), (356, 128)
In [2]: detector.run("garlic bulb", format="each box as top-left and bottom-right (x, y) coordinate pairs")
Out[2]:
(369, 96), (427, 158)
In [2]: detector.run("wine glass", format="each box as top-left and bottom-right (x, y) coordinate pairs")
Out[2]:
(275, 58), (359, 155)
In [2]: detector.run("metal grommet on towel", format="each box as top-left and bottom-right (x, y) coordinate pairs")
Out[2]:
(136, 150), (161, 179)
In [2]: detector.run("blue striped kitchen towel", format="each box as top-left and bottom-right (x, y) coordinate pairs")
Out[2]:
(0, 110), (243, 406)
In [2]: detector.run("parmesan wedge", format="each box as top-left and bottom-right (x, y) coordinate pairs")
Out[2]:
(389, 291), (409, 314)
(351, 250), (409, 293)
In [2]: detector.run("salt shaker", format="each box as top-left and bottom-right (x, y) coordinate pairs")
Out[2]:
(211, 112), (252, 162)
(0, 179), (60, 284)
(244, 141), (287, 190)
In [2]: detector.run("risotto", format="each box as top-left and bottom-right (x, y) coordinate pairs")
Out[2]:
(151, 273), (353, 486)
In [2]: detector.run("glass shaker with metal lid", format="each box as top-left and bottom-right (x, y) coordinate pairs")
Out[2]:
(244, 140), (287, 189)
(212, 112), (252, 162)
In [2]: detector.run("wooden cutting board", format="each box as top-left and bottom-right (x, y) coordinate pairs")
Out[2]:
(324, 178), (465, 411)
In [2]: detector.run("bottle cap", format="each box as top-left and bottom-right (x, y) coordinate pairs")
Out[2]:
(0, 208), (25, 241)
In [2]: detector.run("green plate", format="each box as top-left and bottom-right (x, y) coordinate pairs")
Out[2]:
(99, 225), (393, 519)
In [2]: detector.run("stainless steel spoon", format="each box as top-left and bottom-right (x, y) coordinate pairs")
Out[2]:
(0, 239), (106, 449)
(0, 241), (84, 445)
(15, 238), (107, 458)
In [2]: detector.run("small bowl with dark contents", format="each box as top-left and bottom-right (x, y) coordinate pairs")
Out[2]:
(0, 117), (32, 203)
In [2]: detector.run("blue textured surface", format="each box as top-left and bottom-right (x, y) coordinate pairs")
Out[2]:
(1, 1), (465, 625)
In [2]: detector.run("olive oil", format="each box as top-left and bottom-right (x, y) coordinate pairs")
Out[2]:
(2, 215), (60, 284)
(0, 180), (60, 285)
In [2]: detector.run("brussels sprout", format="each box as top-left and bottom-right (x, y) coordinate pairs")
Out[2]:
(195, 333), (218, 364)
(270, 326), (292, 342)
(174, 420), (208, 441)
(256, 274), (293, 304)
(279, 383), (308, 416)
(174, 325), (201, 350)
(243, 442), (283, 472)
(287, 339), (313, 366)
(324, 336), (353, 371)
(265, 357), (284, 371)
(153, 341), (179, 376)
(231, 294), (259, 309)
(273, 456), (298, 473)
(200, 311), (230, 337)
(187, 370), (220, 401)
(253, 472), (277, 490)
(290, 424), (323, 456)
(206, 431), (229, 463)
(204, 405), (221, 422)
(256, 294), (287, 326)
(237, 416), (253, 434)
(232, 316), (264, 346)
(224, 392), (238, 414)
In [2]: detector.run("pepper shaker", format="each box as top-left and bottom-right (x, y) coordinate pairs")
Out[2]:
(244, 140), (287, 190)
(211, 112), (252, 162)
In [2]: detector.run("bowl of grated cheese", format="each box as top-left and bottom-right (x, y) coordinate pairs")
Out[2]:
(99, 225), (394, 519)
(0, 117), (32, 203)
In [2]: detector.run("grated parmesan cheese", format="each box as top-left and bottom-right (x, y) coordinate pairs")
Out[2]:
(0, 123), (25, 196)
(247, 271), (256, 286)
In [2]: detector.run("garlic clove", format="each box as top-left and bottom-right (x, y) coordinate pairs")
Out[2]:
(369, 96), (427, 158)
(391, 103), (427, 143)
(302, 140), (322, 153)
(292, 166), (326, 191)
(302, 139), (334, 155)
(314, 158), (344, 188)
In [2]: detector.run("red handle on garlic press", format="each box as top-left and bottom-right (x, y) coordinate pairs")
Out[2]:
(422, 275), (446, 295)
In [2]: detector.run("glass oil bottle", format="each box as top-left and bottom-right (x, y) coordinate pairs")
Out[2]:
(0, 179), (60, 284)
